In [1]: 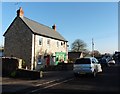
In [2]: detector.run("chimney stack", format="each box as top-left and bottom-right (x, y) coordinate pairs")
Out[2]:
(17, 7), (24, 17)
(52, 24), (56, 31)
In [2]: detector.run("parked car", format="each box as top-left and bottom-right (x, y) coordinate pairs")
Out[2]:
(100, 56), (115, 67)
(73, 57), (102, 77)
(108, 59), (115, 66)
(99, 58), (109, 67)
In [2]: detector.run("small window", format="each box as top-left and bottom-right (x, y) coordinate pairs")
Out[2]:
(61, 42), (63, 46)
(39, 38), (43, 45)
(38, 55), (42, 64)
(57, 41), (59, 47)
(47, 39), (50, 45)
(92, 58), (98, 64)
(92, 60), (95, 64)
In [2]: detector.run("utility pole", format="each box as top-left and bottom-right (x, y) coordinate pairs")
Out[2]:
(92, 38), (94, 57)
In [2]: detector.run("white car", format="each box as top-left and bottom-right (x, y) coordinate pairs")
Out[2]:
(73, 57), (102, 77)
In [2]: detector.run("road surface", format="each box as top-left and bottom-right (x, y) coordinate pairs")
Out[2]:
(2, 65), (120, 94)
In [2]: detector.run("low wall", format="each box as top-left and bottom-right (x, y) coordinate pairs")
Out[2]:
(2, 57), (41, 79)
(16, 69), (41, 79)
(43, 63), (73, 71)
(2, 57), (73, 79)
(2, 57), (19, 76)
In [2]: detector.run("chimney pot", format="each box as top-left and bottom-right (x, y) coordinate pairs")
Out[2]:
(52, 24), (56, 31)
(17, 7), (24, 17)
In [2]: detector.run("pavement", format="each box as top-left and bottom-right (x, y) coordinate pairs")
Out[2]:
(1, 70), (74, 93)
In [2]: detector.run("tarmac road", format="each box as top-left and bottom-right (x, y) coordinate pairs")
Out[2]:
(1, 70), (73, 94)
(1, 65), (120, 94)
(27, 65), (120, 94)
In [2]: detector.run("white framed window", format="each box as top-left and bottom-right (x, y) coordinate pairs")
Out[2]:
(61, 42), (64, 46)
(47, 39), (50, 46)
(57, 41), (59, 47)
(61, 42), (63, 46)
(38, 55), (42, 64)
(39, 38), (43, 45)
(63, 42), (66, 47)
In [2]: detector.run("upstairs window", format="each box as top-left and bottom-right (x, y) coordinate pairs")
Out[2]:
(39, 38), (43, 45)
(61, 42), (65, 47)
(57, 41), (59, 47)
(47, 39), (50, 45)
(61, 42), (63, 46)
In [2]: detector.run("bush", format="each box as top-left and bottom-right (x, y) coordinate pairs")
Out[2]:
(22, 60), (26, 68)
(10, 71), (16, 77)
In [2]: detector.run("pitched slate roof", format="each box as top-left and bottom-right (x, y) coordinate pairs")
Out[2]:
(20, 17), (67, 42)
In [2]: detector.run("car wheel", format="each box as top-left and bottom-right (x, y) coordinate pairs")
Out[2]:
(92, 70), (96, 77)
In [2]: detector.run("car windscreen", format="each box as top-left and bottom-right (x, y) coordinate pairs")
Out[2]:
(75, 58), (91, 64)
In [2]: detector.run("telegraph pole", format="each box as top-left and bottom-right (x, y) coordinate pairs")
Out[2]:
(92, 38), (94, 57)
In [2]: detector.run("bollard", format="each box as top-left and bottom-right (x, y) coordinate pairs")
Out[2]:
(40, 71), (43, 78)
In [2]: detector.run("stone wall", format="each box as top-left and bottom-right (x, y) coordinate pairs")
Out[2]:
(4, 17), (32, 69)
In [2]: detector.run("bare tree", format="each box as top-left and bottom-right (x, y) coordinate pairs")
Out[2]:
(0, 45), (4, 48)
(71, 39), (87, 52)
(90, 50), (101, 58)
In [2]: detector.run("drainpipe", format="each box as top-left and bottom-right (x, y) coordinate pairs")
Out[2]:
(34, 34), (36, 70)
(31, 34), (35, 70)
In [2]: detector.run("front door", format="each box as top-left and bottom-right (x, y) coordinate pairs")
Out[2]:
(46, 55), (50, 66)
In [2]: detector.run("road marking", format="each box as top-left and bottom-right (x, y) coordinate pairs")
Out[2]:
(35, 79), (57, 86)
(30, 78), (63, 93)
(30, 78), (74, 93)
(43, 78), (73, 89)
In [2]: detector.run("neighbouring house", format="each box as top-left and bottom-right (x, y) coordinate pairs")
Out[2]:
(0, 47), (4, 57)
(68, 52), (83, 63)
(3, 7), (68, 70)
